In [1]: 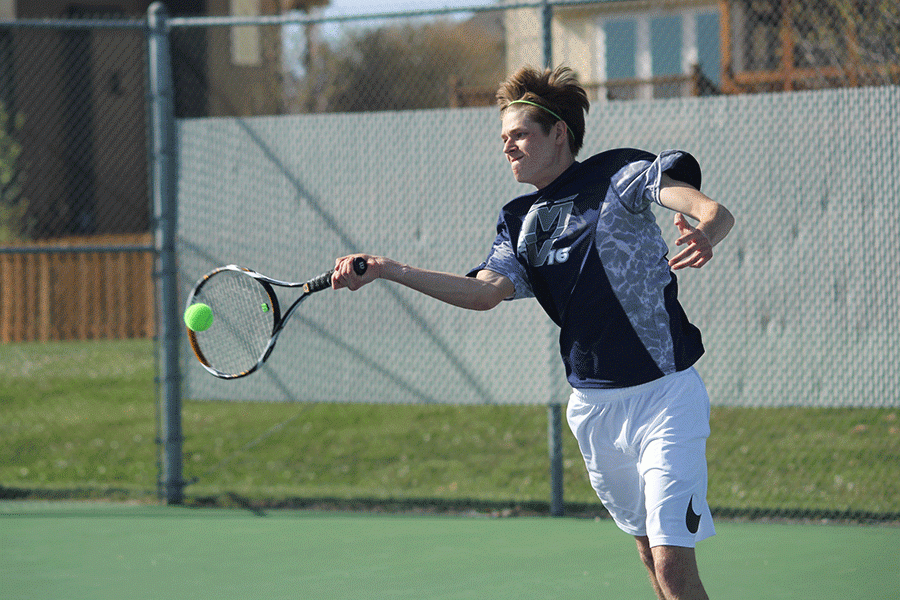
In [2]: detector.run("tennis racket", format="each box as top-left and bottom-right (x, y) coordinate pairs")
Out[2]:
(185, 257), (367, 379)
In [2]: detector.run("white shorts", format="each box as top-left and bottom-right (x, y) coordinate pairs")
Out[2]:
(566, 367), (715, 548)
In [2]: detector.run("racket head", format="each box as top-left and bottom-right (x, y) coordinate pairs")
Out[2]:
(185, 266), (281, 379)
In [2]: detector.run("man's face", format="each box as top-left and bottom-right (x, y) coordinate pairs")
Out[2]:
(501, 108), (564, 190)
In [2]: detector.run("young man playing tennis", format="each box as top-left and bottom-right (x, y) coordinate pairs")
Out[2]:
(332, 66), (734, 600)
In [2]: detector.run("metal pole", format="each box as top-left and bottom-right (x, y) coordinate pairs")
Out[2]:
(541, 0), (552, 72)
(541, 0), (565, 518)
(148, 2), (183, 505)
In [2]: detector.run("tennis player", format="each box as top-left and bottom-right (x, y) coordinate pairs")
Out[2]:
(332, 66), (734, 600)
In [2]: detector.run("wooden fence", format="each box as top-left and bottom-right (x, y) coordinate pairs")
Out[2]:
(0, 234), (155, 343)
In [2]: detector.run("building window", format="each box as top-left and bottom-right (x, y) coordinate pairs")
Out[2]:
(596, 8), (720, 100)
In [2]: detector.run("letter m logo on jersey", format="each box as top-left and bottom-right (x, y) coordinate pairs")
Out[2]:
(518, 199), (574, 267)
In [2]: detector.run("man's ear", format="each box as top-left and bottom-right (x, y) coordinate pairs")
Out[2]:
(555, 121), (568, 146)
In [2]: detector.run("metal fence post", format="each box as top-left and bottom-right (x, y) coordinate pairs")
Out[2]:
(148, 2), (183, 505)
(541, 0), (552, 72)
(540, 0), (565, 518)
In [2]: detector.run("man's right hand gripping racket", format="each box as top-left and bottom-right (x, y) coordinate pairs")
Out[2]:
(184, 257), (367, 379)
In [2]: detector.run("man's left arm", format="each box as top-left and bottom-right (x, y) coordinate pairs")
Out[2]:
(658, 173), (735, 270)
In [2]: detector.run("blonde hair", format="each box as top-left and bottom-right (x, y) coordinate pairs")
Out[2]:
(497, 66), (590, 156)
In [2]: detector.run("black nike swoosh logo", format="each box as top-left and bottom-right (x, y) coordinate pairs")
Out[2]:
(686, 496), (702, 534)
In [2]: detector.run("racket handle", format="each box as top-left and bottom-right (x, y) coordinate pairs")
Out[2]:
(304, 257), (368, 293)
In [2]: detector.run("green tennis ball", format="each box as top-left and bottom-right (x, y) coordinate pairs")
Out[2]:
(184, 303), (214, 332)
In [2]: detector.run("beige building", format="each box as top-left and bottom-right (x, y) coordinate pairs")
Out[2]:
(504, 0), (722, 102)
(505, 0), (899, 102)
(3, 0), (316, 237)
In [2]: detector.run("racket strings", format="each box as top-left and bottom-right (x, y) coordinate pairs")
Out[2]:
(191, 271), (277, 375)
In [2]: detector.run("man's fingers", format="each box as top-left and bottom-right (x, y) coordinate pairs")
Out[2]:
(674, 212), (692, 233)
(332, 255), (374, 290)
(669, 245), (711, 270)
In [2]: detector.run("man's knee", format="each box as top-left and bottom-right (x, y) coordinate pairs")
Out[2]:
(654, 551), (689, 594)
(650, 545), (708, 600)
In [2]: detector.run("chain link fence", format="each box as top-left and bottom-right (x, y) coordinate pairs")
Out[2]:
(2, 1), (899, 518)
(0, 16), (153, 343)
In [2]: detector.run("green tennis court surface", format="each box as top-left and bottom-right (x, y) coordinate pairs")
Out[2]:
(2, 502), (897, 600)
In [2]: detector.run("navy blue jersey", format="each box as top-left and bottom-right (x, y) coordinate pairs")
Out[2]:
(470, 148), (705, 389)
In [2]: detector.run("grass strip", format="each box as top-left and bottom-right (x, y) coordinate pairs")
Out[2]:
(2, 340), (898, 517)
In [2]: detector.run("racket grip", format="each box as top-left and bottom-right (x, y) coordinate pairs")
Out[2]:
(305, 271), (332, 293)
(304, 257), (368, 293)
(352, 256), (368, 276)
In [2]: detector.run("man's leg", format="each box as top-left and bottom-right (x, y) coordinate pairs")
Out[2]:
(635, 536), (666, 599)
(635, 536), (709, 600)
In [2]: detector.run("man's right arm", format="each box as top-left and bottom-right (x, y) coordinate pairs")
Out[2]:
(331, 255), (514, 311)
